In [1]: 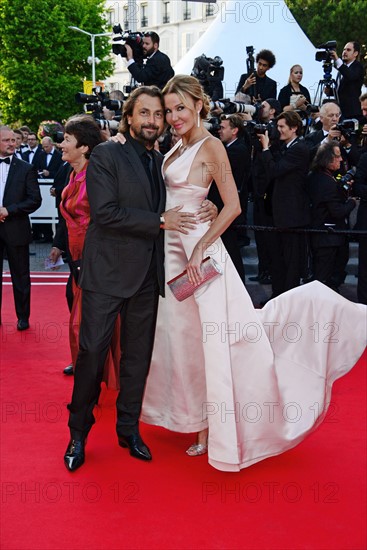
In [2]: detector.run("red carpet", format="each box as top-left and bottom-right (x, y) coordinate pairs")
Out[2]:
(1, 278), (366, 550)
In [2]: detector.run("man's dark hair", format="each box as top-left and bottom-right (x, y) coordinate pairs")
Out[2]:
(256, 49), (276, 68)
(311, 140), (340, 172)
(360, 92), (367, 102)
(220, 114), (244, 137)
(14, 129), (23, 137)
(64, 114), (102, 159)
(119, 86), (164, 133)
(144, 31), (159, 46)
(351, 41), (361, 54)
(276, 111), (302, 135)
(19, 125), (32, 134)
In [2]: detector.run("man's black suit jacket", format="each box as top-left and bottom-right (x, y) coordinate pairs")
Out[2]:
(23, 145), (43, 167)
(260, 138), (310, 228)
(128, 50), (174, 89)
(353, 152), (367, 231)
(307, 170), (355, 247)
(79, 140), (166, 299)
(38, 148), (63, 178)
(0, 157), (41, 246)
(235, 73), (277, 100)
(337, 60), (364, 119)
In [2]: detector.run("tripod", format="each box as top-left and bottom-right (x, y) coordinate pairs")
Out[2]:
(313, 76), (339, 107)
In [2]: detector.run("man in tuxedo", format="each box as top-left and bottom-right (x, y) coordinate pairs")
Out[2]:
(236, 49), (277, 102)
(64, 86), (205, 471)
(125, 31), (174, 89)
(258, 111), (310, 297)
(38, 137), (63, 178)
(0, 126), (42, 329)
(22, 132), (42, 167)
(208, 113), (250, 281)
(330, 41), (364, 120)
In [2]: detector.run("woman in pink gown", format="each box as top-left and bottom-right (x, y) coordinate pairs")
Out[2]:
(50, 115), (119, 389)
(140, 75), (367, 471)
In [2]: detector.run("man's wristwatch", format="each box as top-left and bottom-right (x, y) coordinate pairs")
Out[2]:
(160, 214), (165, 229)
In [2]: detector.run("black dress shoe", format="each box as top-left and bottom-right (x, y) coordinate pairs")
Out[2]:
(17, 319), (29, 331)
(64, 439), (85, 471)
(118, 433), (152, 461)
(63, 364), (74, 375)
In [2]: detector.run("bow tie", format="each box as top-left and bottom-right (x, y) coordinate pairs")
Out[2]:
(0, 157), (11, 164)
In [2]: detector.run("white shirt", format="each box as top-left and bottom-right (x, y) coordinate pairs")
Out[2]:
(0, 156), (12, 206)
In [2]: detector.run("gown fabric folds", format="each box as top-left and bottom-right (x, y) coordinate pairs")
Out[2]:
(141, 137), (367, 472)
(60, 166), (120, 390)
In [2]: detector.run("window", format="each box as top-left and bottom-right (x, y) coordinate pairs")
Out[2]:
(183, 1), (191, 20)
(206, 3), (215, 17)
(123, 6), (129, 30)
(141, 4), (148, 28)
(162, 1), (170, 24)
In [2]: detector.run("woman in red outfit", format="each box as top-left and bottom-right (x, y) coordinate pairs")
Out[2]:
(49, 115), (119, 387)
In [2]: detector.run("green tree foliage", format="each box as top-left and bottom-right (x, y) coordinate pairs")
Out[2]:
(0, 0), (114, 128)
(285, 0), (367, 83)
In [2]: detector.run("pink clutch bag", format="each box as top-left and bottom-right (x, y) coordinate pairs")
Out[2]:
(167, 257), (223, 302)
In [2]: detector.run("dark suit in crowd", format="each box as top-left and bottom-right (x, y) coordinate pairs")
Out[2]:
(128, 50), (174, 89)
(0, 156), (41, 323)
(38, 147), (63, 178)
(353, 152), (367, 304)
(208, 137), (250, 282)
(236, 73), (277, 101)
(68, 134), (166, 441)
(260, 138), (310, 296)
(307, 170), (356, 288)
(23, 145), (43, 168)
(336, 60), (364, 120)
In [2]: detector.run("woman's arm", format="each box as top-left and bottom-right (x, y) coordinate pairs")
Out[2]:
(186, 137), (241, 284)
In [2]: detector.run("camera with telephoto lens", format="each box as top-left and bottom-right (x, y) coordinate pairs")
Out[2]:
(315, 41), (337, 81)
(336, 167), (356, 193)
(75, 87), (122, 132)
(243, 120), (280, 141)
(210, 98), (259, 117)
(112, 25), (145, 64)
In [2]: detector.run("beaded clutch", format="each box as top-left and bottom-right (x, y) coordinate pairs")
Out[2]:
(167, 257), (223, 302)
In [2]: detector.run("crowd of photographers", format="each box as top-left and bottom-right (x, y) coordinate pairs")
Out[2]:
(7, 34), (367, 306)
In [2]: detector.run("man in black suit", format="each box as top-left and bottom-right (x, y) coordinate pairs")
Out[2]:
(0, 126), (42, 329)
(64, 87), (202, 471)
(22, 132), (42, 167)
(353, 152), (367, 304)
(307, 141), (356, 290)
(38, 137), (63, 178)
(236, 49), (277, 102)
(330, 41), (364, 120)
(208, 114), (250, 281)
(258, 111), (310, 297)
(125, 31), (174, 89)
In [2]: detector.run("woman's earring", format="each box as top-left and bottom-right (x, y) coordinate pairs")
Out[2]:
(197, 111), (201, 128)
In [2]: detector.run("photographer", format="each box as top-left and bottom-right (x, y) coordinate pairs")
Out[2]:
(125, 31), (174, 89)
(236, 49), (277, 103)
(257, 111), (310, 297)
(278, 65), (311, 112)
(353, 151), (367, 304)
(330, 41), (364, 120)
(208, 114), (251, 281)
(307, 141), (357, 292)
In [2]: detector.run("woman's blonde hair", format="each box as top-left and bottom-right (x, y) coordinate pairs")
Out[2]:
(162, 75), (211, 119)
(288, 65), (303, 84)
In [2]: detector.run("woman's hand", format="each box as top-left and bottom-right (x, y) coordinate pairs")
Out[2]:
(196, 200), (218, 224)
(186, 245), (205, 286)
(111, 133), (126, 145)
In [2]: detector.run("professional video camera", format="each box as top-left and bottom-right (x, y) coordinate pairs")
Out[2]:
(112, 24), (144, 64)
(315, 40), (337, 81)
(191, 54), (224, 100)
(335, 118), (359, 140)
(75, 87), (122, 132)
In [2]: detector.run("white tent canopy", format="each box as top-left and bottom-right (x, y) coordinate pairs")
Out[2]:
(175, 0), (330, 103)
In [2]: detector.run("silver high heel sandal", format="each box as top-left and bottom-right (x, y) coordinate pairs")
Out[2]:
(186, 443), (208, 456)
